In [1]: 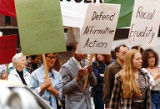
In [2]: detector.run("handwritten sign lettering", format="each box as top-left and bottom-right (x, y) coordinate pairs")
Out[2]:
(128, 0), (160, 47)
(76, 4), (120, 54)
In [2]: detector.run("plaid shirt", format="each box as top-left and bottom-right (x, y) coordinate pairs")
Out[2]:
(109, 69), (152, 109)
(26, 60), (41, 74)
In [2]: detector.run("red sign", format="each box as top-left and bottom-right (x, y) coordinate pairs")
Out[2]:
(0, 35), (17, 64)
(0, 0), (16, 17)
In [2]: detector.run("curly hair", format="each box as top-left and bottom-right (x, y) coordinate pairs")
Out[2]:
(142, 49), (159, 68)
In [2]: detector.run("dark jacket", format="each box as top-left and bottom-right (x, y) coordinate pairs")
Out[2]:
(103, 60), (122, 108)
(92, 61), (110, 92)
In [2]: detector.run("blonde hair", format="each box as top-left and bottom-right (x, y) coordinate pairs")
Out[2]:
(120, 50), (141, 99)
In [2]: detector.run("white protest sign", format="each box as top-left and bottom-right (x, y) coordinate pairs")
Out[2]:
(60, 0), (102, 28)
(76, 3), (120, 54)
(128, 0), (160, 47)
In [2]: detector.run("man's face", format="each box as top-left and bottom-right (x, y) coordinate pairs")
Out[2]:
(73, 50), (87, 61)
(116, 46), (129, 62)
(34, 56), (41, 64)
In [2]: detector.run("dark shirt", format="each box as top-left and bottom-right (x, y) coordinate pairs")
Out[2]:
(17, 70), (27, 85)
(92, 61), (110, 92)
(27, 62), (41, 73)
(92, 61), (110, 84)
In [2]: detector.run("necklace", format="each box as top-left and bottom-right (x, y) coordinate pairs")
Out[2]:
(148, 66), (155, 69)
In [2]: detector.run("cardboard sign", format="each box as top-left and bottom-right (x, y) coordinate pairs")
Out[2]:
(128, 0), (160, 47)
(76, 3), (120, 54)
(0, 35), (17, 64)
(15, 0), (66, 55)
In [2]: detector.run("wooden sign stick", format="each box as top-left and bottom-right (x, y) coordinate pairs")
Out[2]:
(138, 45), (141, 52)
(6, 64), (9, 80)
(42, 54), (49, 78)
(83, 54), (94, 93)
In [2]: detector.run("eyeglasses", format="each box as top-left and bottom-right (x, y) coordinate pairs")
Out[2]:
(46, 56), (56, 59)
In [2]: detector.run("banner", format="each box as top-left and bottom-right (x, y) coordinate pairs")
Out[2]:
(60, 0), (102, 28)
(0, 0), (16, 17)
(76, 3), (120, 54)
(104, 0), (134, 28)
(15, 0), (66, 55)
(0, 35), (17, 64)
(128, 0), (160, 47)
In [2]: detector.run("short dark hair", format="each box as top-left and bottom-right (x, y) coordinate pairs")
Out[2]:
(30, 55), (41, 60)
(115, 44), (128, 53)
(142, 49), (159, 68)
(131, 45), (144, 54)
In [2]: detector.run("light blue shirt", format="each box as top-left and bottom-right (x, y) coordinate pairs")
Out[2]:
(29, 65), (62, 109)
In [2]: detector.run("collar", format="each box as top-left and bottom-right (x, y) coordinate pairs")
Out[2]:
(115, 60), (122, 69)
(41, 65), (55, 79)
(72, 57), (82, 69)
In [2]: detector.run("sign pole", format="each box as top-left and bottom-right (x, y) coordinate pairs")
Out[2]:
(42, 54), (48, 78)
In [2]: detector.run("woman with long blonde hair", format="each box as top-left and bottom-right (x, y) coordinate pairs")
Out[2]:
(109, 50), (151, 109)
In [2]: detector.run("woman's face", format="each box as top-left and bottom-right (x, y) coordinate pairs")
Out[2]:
(147, 53), (155, 67)
(97, 54), (105, 62)
(1, 70), (6, 80)
(16, 56), (27, 69)
(133, 52), (142, 69)
(46, 54), (56, 69)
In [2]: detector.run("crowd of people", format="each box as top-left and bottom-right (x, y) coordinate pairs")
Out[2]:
(0, 44), (160, 109)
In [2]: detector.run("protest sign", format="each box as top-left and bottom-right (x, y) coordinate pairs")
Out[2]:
(0, 0), (16, 17)
(0, 35), (17, 64)
(76, 3), (120, 54)
(128, 0), (160, 47)
(15, 0), (66, 55)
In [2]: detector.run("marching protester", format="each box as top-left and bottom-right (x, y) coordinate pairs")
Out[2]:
(52, 54), (61, 72)
(109, 50), (152, 109)
(8, 53), (30, 86)
(0, 70), (7, 80)
(92, 54), (111, 109)
(103, 44), (129, 108)
(0, 64), (7, 80)
(29, 53), (62, 109)
(61, 44), (97, 109)
(142, 49), (160, 109)
(26, 55), (41, 73)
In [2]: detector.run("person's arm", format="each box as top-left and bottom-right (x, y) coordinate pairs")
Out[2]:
(109, 74), (121, 109)
(103, 67), (112, 108)
(92, 62), (103, 83)
(40, 77), (51, 93)
(47, 85), (60, 97)
(87, 65), (97, 87)
(61, 66), (81, 94)
(29, 72), (41, 94)
(153, 73), (160, 80)
(145, 88), (152, 109)
(47, 74), (63, 99)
